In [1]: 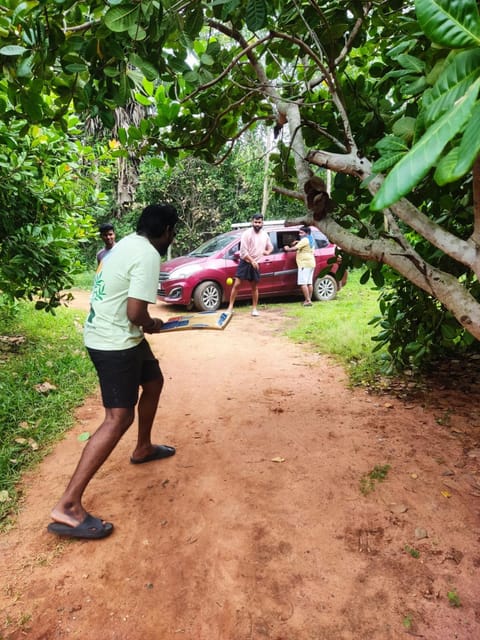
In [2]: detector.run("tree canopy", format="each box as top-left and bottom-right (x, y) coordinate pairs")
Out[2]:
(1, 0), (480, 364)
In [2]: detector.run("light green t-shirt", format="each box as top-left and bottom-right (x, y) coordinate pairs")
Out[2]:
(84, 233), (161, 350)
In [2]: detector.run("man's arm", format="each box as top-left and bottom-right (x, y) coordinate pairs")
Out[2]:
(264, 233), (274, 256)
(127, 297), (164, 333)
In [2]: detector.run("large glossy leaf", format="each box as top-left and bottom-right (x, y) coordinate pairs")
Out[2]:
(434, 146), (461, 184)
(423, 49), (480, 124)
(415, 0), (480, 48)
(0, 45), (27, 55)
(129, 53), (159, 81)
(371, 78), (480, 210)
(246, 0), (267, 31)
(104, 5), (140, 33)
(454, 101), (480, 174)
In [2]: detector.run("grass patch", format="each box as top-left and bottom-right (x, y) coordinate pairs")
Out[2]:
(0, 301), (96, 528)
(72, 269), (95, 290)
(284, 269), (383, 382)
(360, 464), (391, 495)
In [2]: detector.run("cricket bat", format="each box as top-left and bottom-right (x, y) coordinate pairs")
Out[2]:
(158, 310), (232, 332)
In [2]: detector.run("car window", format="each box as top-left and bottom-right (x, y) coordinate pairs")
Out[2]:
(188, 233), (240, 257)
(276, 231), (299, 250)
(312, 230), (329, 248)
(226, 241), (240, 258)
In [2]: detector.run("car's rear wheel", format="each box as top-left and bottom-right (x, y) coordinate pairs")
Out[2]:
(193, 281), (222, 311)
(313, 274), (338, 301)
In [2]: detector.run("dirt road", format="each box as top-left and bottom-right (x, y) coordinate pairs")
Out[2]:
(1, 292), (479, 639)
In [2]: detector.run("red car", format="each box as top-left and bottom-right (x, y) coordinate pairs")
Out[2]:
(158, 223), (346, 312)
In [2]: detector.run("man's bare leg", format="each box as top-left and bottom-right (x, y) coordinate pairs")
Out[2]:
(251, 283), (259, 313)
(227, 277), (241, 312)
(131, 376), (163, 460)
(50, 407), (134, 527)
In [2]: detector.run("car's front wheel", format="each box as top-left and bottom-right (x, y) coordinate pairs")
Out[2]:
(193, 281), (222, 311)
(313, 274), (338, 301)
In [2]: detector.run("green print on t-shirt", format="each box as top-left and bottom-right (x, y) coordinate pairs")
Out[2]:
(91, 273), (106, 301)
(87, 274), (106, 324)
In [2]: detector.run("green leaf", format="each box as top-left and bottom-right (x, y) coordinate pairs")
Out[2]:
(359, 270), (370, 284)
(65, 62), (88, 73)
(415, 0), (480, 48)
(375, 136), (409, 153)
(118, 71), (130, 104)
(104, 6), (140, 33)
(221, 0), (241, 20)
(434, 146), (461, 184)
(129, 53), (159, 81)
(134, 92), (153, 106)
(392, 117), (416, 142)
(16, 54), (33, 78)
(372, 153), (407, 173)
(395, 53), (425, 73)
(453, 101), (480, 174)
(185, 5), (204, 38)
(0, 45), (27, 55)
(118, 127), (127, 146)
(424, 49), (480, 124)
(78, 432), (90, 442)
(371, 78), (480, 210)
(246, 0), (267, 31)
(128, 24), (146, 41)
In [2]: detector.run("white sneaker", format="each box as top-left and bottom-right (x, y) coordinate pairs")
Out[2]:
(251, 309), (260, 317)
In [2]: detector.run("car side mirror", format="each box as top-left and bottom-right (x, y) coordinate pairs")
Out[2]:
(233, 251), (240, 260)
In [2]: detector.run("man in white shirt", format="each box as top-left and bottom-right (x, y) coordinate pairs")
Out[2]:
(227, 213), (273, 316)
(48, 204), (179, 540)
(96, 222), (116, 264)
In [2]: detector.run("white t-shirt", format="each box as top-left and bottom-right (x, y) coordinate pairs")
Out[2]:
(84, 233), (160, 350)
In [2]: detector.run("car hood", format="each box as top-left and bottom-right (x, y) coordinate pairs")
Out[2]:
(160, 255), (209, 273)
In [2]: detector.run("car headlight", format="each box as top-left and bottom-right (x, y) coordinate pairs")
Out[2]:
(167, 264), (203, 279)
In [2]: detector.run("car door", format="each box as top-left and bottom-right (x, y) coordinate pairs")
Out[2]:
(257, 230), (298, 295)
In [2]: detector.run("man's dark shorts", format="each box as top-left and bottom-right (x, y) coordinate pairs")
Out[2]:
(87, 339), (163, 408)
(235, 259), (260, 282)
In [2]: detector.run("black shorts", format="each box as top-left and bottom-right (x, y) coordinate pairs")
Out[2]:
(235, 259), (260, 282)
(87, 339), (163, 409)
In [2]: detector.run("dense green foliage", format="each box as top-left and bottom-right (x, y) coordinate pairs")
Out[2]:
(0, 115), (109, 311)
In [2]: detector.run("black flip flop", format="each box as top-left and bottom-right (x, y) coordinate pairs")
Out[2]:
(47, 514), (113, 539)
(130, 444), (176, 465)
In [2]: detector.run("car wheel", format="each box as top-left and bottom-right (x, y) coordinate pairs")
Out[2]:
(193, 281), (222, 311)
(313, 274), (338, 301)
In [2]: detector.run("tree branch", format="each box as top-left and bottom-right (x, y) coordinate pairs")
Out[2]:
(318, 217), (480, 340)
(307, 148), (480, 277)
(472, 154), (480, 247)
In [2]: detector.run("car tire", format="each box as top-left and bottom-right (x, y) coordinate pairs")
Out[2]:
(193, 281), (222, 311)
(313, 274), (338, 301)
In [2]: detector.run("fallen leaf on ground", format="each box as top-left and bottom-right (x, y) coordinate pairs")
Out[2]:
(271, 457), (286, 463)
(34, 381), (57, 394)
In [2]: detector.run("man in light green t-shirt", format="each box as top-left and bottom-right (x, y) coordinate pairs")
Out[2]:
(47, 204), (179, 540)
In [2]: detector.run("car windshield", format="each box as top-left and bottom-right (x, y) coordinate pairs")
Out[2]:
(188, 234), (237, 257)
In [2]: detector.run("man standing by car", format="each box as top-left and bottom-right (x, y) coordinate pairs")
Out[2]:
(227, 213), (273, 316)
(47, 203), (179, 540)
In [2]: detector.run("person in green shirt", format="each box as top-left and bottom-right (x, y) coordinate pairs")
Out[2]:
(48, 203), (179, 540)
